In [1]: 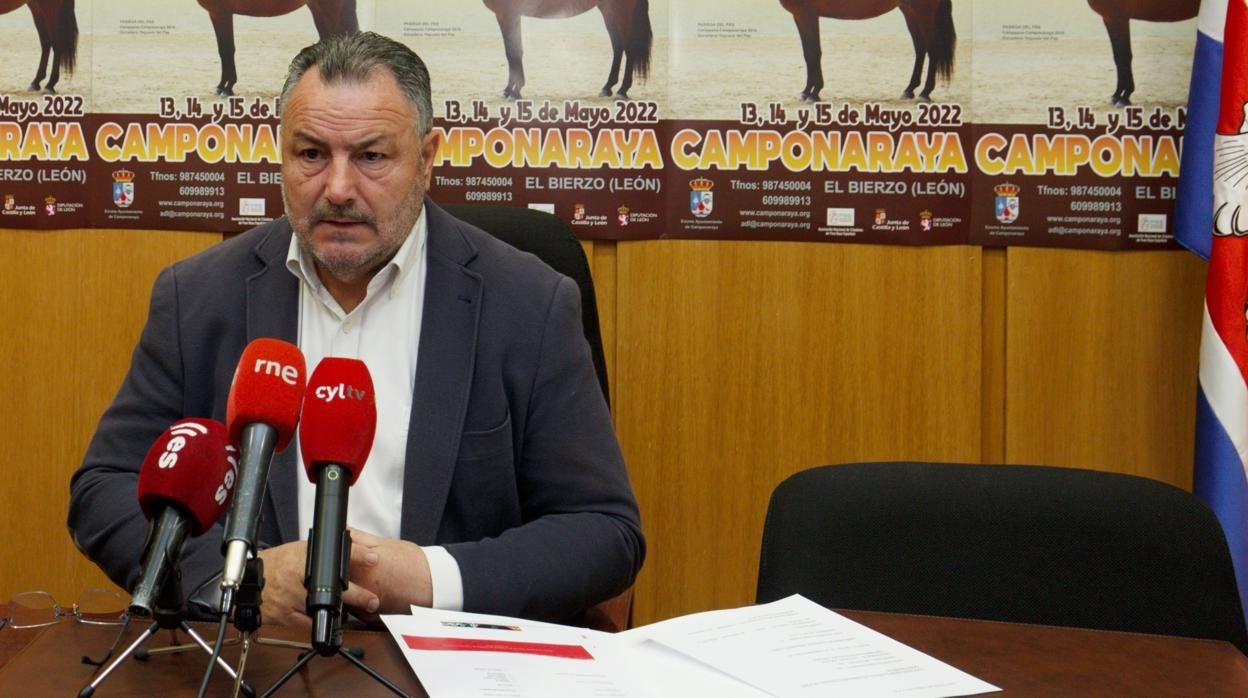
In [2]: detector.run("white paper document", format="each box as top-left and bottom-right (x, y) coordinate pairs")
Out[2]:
(382, 595), (999, 698)
(627, 595), (999, 698)
(383, 607), (652, 697)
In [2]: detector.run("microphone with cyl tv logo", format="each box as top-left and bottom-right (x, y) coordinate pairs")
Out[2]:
(131, 419), (238, 618)
(300, 357), (376, 653)
(219, 338), (306, 614)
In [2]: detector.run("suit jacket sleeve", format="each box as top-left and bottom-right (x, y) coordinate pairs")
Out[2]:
(441, 275), (644, 623)
(67, 263), (229, 598)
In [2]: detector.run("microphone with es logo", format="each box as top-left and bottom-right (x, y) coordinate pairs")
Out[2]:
(219, 338), (306, 614)
(82, 419), (244, 698)
(131, 419), (238, 617)
(300, 357), (376, 652)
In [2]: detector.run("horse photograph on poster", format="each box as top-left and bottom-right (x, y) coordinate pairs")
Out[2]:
(778, 0), (956, 102)
(664, 0), (970, 119)
(969, 1), (1197, 125)
(74, 1), (358, 114)
(1085, 0), (1199, 106)
(481, 0), (652, 99)
(0, 0), (77, 94)
(196, 0), (358, 96)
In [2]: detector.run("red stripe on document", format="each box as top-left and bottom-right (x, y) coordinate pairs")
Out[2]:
(402, 635), (594, 660)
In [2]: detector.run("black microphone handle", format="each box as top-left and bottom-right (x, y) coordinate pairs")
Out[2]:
(222, 422), (278, 547)
(129, 505), (190, 618)
(305, 463), (351, 653)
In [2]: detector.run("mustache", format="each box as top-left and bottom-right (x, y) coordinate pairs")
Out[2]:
(309, 203), (375, 227)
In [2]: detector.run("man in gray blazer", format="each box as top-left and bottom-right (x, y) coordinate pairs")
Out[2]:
(68, 32), (643, 626)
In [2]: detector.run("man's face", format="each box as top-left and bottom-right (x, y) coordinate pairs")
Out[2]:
(280, 66), (439, 285)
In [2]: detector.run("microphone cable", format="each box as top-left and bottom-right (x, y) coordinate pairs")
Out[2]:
(196, 612), (233, 698)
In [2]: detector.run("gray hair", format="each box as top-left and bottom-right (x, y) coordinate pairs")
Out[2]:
(279, 31), (433, 136)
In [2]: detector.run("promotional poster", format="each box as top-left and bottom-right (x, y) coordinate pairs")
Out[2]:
(0, 1), (1198, 248)
(665, 0), (972, 244)
(969, 1), (1196, 249)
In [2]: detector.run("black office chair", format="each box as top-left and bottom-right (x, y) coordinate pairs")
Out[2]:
(446, 203), (628, 630)
(757, 461), (1248, 654)
(445, 204), (609, 408)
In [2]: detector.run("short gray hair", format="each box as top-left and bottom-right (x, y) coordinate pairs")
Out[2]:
(279, 31), (433, 136)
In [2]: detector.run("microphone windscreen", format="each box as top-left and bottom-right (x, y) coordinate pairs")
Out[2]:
(300, 357), (376, 485)
(136, 419), (238, 536)
(226, 338), (306, 451)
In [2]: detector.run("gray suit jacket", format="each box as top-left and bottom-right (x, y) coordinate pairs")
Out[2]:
(68, 200), (644, 623)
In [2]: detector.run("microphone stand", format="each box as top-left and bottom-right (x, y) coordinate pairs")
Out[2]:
(260, 531), (407, 698)
(147, 559), (369, 698)
(149, 559), (312, 697)
(78, 571), (250, 697)
(260, 616), (408, 697)
(222, 558), (313, 697)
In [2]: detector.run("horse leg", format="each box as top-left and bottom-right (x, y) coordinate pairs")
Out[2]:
(43, 46), (61, 94)
(617, 0), (652, 100)
(338, 0), (359, 34)
(494, 13), (524, 100)
(603, 46), (625, 98)
(618, 52), (642, 100)
(899, 7), (928, 100)
(310, 4), (330, 36)
(207, 11), (237, 96)
(44, 0), (79, 94)
(791, 13), (823, 102)
(1101, 15), (1133, 106)
(599, 10), (625, 98)
(28, 5), (52, 92)
(309, 0), (356, 37)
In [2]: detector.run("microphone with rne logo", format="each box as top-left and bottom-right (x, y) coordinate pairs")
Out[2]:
(300, 357), (375, 652)
(131, 419), (238, 618)
(219, 338), (306, 614)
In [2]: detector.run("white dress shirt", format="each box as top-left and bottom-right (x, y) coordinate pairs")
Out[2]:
(285, 208), (463, 610)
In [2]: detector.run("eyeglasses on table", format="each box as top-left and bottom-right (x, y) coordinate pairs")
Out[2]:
(0, 588), (129, 667)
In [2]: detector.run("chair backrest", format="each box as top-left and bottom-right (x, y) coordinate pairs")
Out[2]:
(757, 461), (1248, 653)
(445, 204), (609, 407)
(445, 204), (629, 630)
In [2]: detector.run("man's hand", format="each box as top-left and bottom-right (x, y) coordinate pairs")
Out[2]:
(346, 529), (434, 622)
(256, 540), (380, 627)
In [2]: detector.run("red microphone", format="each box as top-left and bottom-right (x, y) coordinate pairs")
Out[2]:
(225, 338), (305, 450)
(300, 357), (375, 651)
(300, 357), (376, 482)
(131, 419), (238, 617)
(220, 338), (307, 609)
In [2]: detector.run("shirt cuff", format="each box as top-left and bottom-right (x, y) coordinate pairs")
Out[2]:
(422, 545), (464, 611)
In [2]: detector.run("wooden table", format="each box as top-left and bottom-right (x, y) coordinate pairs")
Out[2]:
(1, 609), (1245, 696)
(0, 617), (422, 697)
(849, 609), (1248, 696)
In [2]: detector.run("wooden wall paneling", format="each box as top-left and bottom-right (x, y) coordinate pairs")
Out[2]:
(614, 241), (986, 625)
(982, 248), (1007, 463)
(1003, 248), (1207, 488)
(0, 229), (221, 603)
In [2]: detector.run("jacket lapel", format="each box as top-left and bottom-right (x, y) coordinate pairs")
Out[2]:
(245, 221), (299, 344)
(401, 202), (482, 544)
(244, 219), (302, 545)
